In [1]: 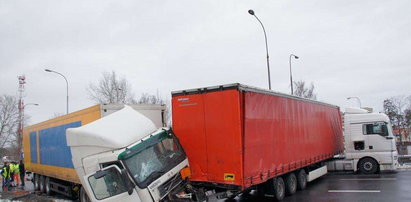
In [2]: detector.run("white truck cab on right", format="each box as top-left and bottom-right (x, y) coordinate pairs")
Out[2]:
(328, 107), (399, 174)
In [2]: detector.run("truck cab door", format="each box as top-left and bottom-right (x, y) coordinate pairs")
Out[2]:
(83, 165), (141, 202)
(363, 122), (393, 152)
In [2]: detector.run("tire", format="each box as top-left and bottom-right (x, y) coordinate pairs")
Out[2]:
(297, 169), (307, 190)
(285, 173), (297, 195)
(358, 158), (379, 174)
(34, 174), (40, 191)
(80, 187), (91, 202)
(273, 177), (285, 201)
(39, 175), (46, 193)
(45, 177), (52, 195)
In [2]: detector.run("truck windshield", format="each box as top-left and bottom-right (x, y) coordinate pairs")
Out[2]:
(118, 131), (185, 188)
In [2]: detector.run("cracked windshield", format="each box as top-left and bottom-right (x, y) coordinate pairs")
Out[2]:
(123, 134), (184, 185)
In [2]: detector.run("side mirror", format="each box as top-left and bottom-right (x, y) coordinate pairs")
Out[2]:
(121, 169), (135, 195)
(94, 170), (107, 179)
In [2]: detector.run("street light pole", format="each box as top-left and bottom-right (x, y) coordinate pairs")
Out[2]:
(45, 69), (69, 114)
(289, 54), (299, 95)
(23, 103), (39, 125)
(25, 103), (39, 107)
(347, 97), (362, 108)
(248, 9), (271, 90)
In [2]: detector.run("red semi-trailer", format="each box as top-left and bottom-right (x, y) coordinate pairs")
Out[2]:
(172, 83), (344, 200)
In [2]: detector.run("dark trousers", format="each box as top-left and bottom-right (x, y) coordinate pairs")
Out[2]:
(2, 177), (11, 191)
(20, 172), (25, 186)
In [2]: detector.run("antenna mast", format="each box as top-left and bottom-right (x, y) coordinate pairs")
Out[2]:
(18, 75), (26, 159)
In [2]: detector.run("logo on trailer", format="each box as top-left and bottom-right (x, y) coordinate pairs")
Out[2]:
(178, 98), (189, 102)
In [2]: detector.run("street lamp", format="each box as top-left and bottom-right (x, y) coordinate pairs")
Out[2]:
(347, 97), (362, 108)
(22, 103), (39, 126)
(248, 9), (272, 90)
(289, 54), (299, 95)
(45, 69), (69, 114)
(25, 103), (39, 107)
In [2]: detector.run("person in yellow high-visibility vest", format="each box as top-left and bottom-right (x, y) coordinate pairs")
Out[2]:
(9, 162), (16, 187)
(1, 162), (11, 191)
(12, 161), (20, 186)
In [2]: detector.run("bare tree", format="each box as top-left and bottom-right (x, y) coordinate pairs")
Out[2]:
(383, 98), (398, 124)
(87, 71), (136, 104)
(138, 92), (165, 105)
(51, 112), (64, 119)
(293, 80), (317, 100)
(405, 108), (411, 132)
(0, 95), (19, 149)
(384, 95), (411, 142)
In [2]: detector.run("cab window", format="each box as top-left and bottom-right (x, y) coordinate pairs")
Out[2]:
(363, 122), (389, 136)
(88, 166), (128, 200)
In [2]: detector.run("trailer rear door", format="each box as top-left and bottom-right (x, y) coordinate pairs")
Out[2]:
(172, 89), (244, 186)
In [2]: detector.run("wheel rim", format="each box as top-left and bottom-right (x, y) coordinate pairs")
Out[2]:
(34, 175), (37, 189)
(298, 170), (307, 190)
(45, 178), (50, 194)
(39, 176), (44, 191)
(277, 179), (285, 198)
(35, 175), (40, 190)
(290, 176), (297, 192)
(364, 162), (373, 171)
(278, 183), (284, 195)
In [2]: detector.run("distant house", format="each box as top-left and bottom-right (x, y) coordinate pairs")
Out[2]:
(394, 128), (411, 155)
(393, 128), (410, 142)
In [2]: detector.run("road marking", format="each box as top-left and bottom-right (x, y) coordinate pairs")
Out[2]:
(339, 178), (396, 181)
(328, 190), (381, 193)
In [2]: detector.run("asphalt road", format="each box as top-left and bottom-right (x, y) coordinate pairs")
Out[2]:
(2, 171), (411, 202)
(234, 171), (411, 202)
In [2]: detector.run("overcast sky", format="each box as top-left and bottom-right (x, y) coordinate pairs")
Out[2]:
(1, 0), (410, 124)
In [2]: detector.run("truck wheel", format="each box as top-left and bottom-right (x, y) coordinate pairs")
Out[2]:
(45, 177), (52, 195)
(34, 174), (40, 191)
(39, 175), (46, 193)
(358, 158), (378, 174)
(273, 177), (285, 201)
(297, 170), (307, 190)
(80, 187), (91, 202)
(285, 173), (297, 195)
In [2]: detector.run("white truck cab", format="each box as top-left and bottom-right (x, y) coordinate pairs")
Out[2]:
(328, 108), (398, 173)
(67, 106), (189, 202)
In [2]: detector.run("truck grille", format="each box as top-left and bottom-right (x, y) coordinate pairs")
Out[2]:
(158, 173), (183, 198)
